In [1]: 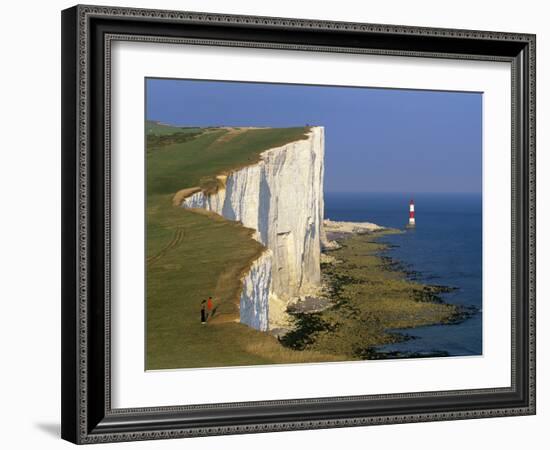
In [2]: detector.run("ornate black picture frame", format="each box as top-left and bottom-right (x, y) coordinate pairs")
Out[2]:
(61, 4), (536, 444)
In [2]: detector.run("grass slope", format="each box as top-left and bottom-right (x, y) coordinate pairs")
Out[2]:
(146, 125), (341, 369)
(147, 126), (309, 196)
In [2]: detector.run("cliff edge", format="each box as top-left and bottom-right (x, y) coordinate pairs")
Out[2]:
(181, 127), (325, 330)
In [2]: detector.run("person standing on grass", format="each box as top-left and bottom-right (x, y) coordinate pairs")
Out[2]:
(207, 296), (214, 318)
(200, 300), (207, 325)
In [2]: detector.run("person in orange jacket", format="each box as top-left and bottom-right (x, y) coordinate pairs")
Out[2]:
(207, 296), (214, 319)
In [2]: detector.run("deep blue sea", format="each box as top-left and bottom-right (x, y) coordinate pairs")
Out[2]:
(324, 192), (482, 357)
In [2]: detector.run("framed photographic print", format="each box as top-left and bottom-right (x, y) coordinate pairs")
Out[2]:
(61, 4), (536, 444)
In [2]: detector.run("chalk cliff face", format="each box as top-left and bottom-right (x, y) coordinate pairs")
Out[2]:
(182, 127), (325, 329)
(239, 250), (272, 331)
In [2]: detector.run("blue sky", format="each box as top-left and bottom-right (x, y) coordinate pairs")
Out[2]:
(146, 78), (482, 194)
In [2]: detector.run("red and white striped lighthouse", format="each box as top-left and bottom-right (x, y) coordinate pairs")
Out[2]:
(407, 199), (416, 228)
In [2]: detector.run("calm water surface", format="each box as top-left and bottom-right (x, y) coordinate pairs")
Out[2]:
(324, 192), (482, 357)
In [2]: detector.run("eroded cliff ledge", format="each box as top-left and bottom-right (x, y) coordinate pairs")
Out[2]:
(181, 126), (325, 331)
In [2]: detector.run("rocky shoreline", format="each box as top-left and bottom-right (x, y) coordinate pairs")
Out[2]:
(278, 221), (470, 360)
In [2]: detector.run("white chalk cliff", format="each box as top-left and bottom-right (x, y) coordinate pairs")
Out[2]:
(182, 127), (325, 330)
(239, 249), (273, 331)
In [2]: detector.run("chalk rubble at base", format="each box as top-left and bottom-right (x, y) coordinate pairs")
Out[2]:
(323, 218), (383, 234)
(321, 219), (384, 250)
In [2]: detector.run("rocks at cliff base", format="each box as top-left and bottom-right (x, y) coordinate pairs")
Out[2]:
(286, 296), (333, 314)
(323, 219), (383, 234)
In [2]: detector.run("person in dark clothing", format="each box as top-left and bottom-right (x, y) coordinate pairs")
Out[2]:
(200, 300), (207, 324)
